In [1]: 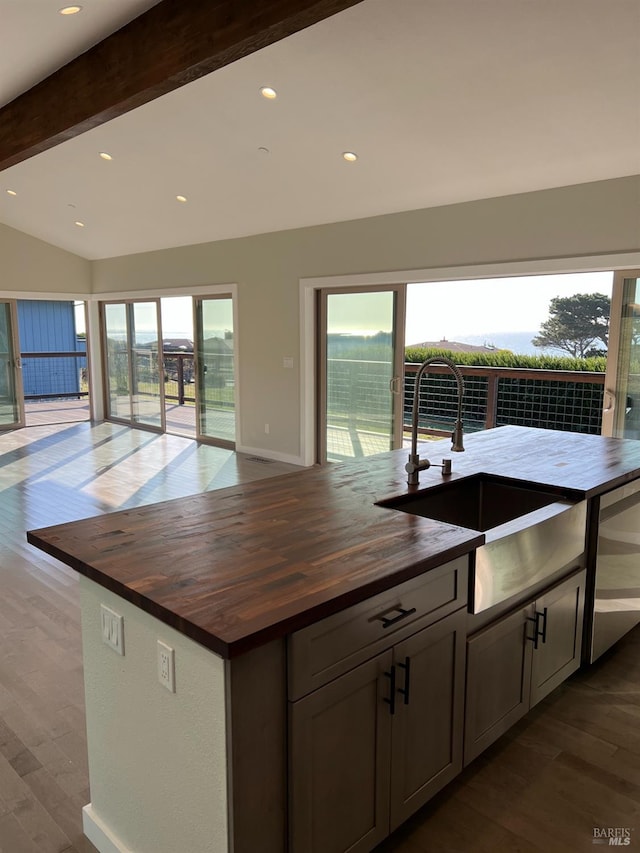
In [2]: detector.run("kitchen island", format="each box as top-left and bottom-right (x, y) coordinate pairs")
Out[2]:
(26, 426), (640, 853)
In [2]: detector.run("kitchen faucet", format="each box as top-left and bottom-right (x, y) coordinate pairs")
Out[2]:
(405, 356), (465, 485)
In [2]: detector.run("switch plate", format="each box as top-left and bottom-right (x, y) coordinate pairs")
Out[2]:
(283, 356), (294, 369)
(157, 640), (175, 693)
(101, 605), (124, 655)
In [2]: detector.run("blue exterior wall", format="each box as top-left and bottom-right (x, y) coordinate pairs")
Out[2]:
(17, 301), (87, 397)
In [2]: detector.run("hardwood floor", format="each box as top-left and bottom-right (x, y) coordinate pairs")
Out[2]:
(0, 422), (299, 853)
(1, 421), (639, 852)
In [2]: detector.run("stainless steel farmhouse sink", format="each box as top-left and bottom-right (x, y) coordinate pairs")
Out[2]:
(377, 474), (587, 613)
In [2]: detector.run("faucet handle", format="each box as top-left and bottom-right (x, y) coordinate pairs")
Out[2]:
(405, 454), (431, 475)
(406, 454), (432, 485)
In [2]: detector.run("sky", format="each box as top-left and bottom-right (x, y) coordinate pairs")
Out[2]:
(405, 272), (613, 345)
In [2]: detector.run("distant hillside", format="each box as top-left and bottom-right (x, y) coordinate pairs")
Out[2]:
(408, 338), (498, 354)
(406, 331), (577, 357)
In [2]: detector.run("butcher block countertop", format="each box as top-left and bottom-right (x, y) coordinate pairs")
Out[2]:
(26, 426), (640, 658)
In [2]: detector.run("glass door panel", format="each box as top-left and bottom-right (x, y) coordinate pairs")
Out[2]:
(102, 300), (165, 431)
(131, 301), (164, 428)
(603, 271), (640, 438)
(319, 287), (405, 463)
(194, 297), (235, 446)
(104, 303), (131, 420)
(0, 300), (24, 429)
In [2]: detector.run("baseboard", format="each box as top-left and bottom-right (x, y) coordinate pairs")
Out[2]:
(83, 804), (134, 853)
(235, 444), (307, 467)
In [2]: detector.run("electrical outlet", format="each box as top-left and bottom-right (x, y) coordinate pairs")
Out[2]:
(157, 640), (175, 693)
(264, 423), (270, 434)
(101, 605), (124, 655)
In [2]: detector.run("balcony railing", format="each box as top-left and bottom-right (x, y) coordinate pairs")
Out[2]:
(20, 351), (88, 400)
(326, 360), (605, 438)
(21, 350), (606, 438)
(404, 362), (605, 436)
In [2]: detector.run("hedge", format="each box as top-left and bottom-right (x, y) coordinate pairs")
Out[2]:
(404, 347), (606, 373)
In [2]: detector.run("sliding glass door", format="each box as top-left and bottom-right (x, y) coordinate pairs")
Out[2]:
(0, 300), (24, 430)
(602, 270), (640, 438)
(317, 286), (406, 463)
(194, 296), (235, 446)
(102, 300), (165, 431)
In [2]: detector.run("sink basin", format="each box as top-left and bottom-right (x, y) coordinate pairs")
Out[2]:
(377, 474), (587, 613)
(376, 474), (564, 531)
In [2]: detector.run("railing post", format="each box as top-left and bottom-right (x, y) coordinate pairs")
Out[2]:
(486, 373), (498, 429)
(177, 354), (185, 405)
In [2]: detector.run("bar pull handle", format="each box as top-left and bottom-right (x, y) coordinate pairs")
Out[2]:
(372, 605), (417, 629)
(536, 607), (548, 645)
(397, 656), (411, 705)
(526, 615), (539, 650)
(383, 665), (396, 715)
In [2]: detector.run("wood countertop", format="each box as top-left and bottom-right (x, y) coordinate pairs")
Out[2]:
(26, 426), (640, 658)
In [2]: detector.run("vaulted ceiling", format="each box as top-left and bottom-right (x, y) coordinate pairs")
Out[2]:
(1, 0), (638, 260)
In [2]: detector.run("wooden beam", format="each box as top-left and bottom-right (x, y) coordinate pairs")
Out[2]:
(0, 0), (365, 172)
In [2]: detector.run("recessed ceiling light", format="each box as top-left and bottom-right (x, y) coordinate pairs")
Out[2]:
(260, 87), (277, 100)
(176, 195), (187, 203)
(343, 152), (358, 162)
(99, 152), (113, 161)
(6, 189), (17, 196)
(74, 221), (85, 228)
(59, 5), (82, 14)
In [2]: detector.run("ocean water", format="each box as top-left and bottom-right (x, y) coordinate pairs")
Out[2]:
(447, 331), (567, 357)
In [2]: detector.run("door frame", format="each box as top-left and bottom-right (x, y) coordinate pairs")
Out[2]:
(300, 252), (640, 467)
(601, 269), (640, 437)
(0, 298), (25, 430)
(316, 284), (406, 465)
(193, 293), (237, 449)
(99, 297), (166, 433)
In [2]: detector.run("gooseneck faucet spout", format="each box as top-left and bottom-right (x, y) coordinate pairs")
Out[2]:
(405, 356), (465, 486)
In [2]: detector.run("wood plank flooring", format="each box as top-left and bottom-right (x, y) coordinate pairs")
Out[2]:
(0, 421), (639, 852)
(0, 422), (299, 853)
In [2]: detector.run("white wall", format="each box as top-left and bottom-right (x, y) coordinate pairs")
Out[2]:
(91, 176), (640, 460)
(80, 578), (229, 853)
(0, 221), (90, 295)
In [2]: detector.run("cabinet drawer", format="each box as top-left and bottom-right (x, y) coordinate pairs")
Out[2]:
(288, 556), (468, 700)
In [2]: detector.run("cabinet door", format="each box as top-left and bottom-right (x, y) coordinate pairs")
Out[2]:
(289, 650), (393, 853)
(464, 602), (535, 766)
(389, 608), (466, 830)
(530, 568), (586, 707)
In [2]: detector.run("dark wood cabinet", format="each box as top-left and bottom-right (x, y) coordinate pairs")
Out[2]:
(464, 568), (585, 765)
(530, 569), (585, 706)
(289, 606), (467, 853)
(389, 608), (466, 829)
(289, 651), (393, 853)
(464, 601), (535, 765)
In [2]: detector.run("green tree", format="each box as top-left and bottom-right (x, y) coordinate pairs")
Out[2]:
(532, 292), (610, 358)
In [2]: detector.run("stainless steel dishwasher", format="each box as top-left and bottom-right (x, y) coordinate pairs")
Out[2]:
(590, 479), (640, 662)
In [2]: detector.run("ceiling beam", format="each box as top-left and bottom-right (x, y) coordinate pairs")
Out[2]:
(0, 0), (365, 172)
